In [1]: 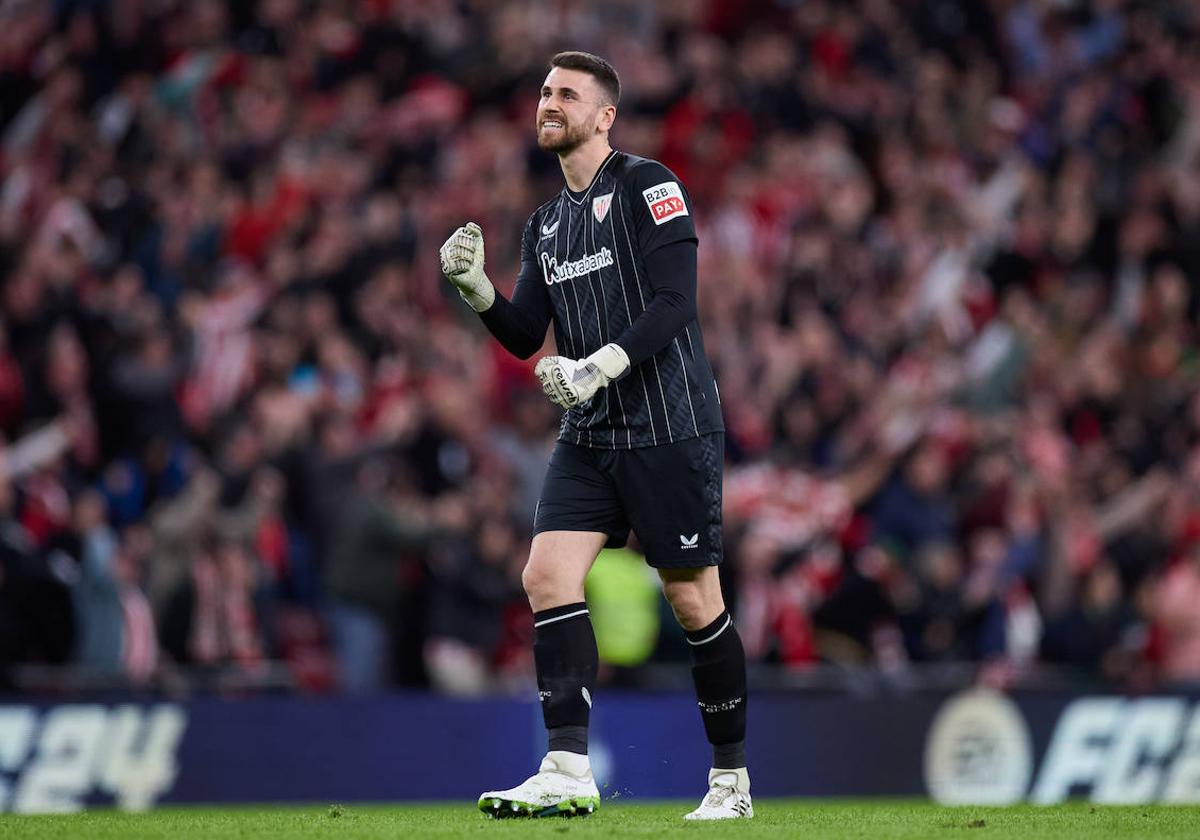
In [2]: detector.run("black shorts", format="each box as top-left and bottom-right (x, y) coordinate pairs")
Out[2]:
(533, 433), (724, 569)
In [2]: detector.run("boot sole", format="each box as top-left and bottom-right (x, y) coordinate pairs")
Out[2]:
(478, 795), (600, 819)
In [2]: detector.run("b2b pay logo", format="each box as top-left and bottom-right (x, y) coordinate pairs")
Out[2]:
(642, 182), (688, 226)
(0, 704), (187, 813)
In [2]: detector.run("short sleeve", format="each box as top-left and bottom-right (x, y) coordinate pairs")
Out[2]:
(624, 161), (698, 256)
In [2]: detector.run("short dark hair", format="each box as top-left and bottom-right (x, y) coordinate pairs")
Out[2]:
(550, 51), (620, 106)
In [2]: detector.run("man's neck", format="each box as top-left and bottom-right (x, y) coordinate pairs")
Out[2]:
(559, 140), (614, 192)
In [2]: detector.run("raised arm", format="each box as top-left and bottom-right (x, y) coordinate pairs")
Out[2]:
(440, 219), (553, 359)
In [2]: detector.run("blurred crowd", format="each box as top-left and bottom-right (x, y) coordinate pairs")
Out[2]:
(2, 0), (1200, 695)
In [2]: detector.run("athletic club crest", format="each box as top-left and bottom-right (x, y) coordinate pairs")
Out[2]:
(593, 192), (613, 223)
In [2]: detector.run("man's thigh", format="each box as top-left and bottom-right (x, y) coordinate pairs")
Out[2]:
(534, 441), (630, 548)
(615, 433), (724, 569)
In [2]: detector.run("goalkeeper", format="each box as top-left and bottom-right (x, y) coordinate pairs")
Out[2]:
(440, 51), (750, 821)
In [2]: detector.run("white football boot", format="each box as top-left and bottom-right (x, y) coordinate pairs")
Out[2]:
(683, 767), (753, 820)
(478, 751), (600, 818)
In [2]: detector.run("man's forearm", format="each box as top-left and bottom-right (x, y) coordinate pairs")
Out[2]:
(612, 239), (698, 366)
(479, 288), (551, 360)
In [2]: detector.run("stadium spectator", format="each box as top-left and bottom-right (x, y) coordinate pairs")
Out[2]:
(424, 514), (523, 696)
(323, 465), (465, 693)
(1153, 543), (1200, 686)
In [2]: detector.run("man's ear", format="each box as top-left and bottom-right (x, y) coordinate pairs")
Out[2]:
(597, 104), (616, 134)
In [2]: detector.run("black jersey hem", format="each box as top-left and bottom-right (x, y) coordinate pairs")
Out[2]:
(556, 422), (725, 450)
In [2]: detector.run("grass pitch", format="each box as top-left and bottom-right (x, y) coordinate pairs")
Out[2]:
(4, 801), (1199, 839)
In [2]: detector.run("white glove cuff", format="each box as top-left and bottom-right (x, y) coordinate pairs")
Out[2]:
(460, 279), (495, 313)
(587, 343), (630, 381)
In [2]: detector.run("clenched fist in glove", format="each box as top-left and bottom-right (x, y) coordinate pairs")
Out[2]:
(439, 222), (495, 312)
(535, 344), (631, 409)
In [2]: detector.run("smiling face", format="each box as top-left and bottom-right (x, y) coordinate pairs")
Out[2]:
(536, 66), (615, 154)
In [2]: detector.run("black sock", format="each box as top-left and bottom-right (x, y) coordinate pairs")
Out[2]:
(533, 602), (597, 756)
(686, 611), (747, 769)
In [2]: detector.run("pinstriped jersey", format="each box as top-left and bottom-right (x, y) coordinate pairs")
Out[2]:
(520, 151), (724, 449)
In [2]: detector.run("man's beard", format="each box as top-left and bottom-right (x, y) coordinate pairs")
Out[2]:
(537, 118), (592, 153)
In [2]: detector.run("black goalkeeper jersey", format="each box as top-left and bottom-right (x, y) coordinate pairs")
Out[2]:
(487, 150), (723, 449)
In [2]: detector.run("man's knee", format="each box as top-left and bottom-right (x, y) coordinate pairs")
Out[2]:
(663, 577), (722, 631)
(522, 531), (605, 611)
(521, 561), (552, 603)
(522, 558), (578, 610)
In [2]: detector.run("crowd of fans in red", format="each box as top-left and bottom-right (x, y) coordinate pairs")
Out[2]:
(2, 0), (1200, 694)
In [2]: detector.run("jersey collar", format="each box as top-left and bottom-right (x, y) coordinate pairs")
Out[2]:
(563, 149), (619, 205)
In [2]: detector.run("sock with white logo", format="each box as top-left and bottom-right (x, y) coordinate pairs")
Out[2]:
(533, 602), (597, 756)
(686, 611), (747, 770)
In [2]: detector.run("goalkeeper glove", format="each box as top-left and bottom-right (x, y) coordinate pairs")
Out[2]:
(439, 222), (495, 312)
(535, 343), (631, 409)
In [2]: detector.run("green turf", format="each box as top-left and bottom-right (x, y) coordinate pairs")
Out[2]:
(3, 801), (1199, 839)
